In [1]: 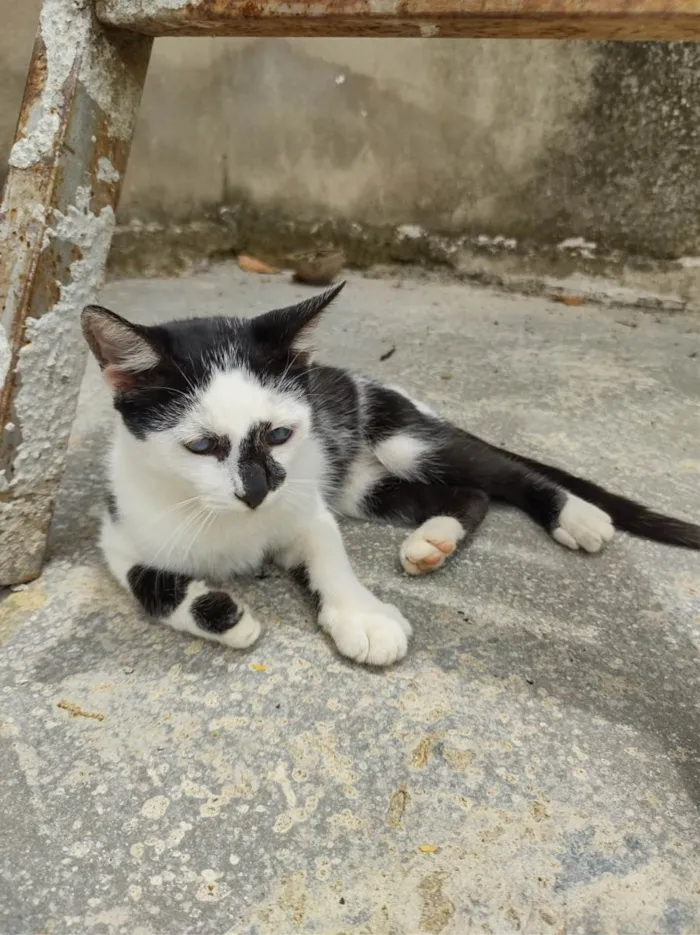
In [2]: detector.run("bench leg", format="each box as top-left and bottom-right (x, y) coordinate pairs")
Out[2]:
(0, 1), (152, 585)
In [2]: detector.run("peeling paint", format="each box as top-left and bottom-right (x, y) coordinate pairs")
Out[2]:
(7, 198), (114, 496)
(10, 1), (92, 169)
(96, 156), (120, 184)
(0, 333), (9, 398)
(0, 6), (151, 584)
(10, 1), (141, 168)
(558, 236), (597, 253)
(369, 0), (401, 13)
(97, 0), (188, 20)
(397, 223), (424, 241)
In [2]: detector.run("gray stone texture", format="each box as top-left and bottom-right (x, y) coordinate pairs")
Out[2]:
(1, 266), (699, 933)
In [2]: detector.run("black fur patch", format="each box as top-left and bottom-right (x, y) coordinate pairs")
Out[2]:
(110, 314), (315, 441)
(290, 565), (322, 613)
(238, 424), (287, 507)
(307, 367), (361, 493)
(403, 421), (566, 534)
(191, 591), (243, 633)
(127, 565), (190, 617)
(367, 479), (490, 533)
(106, 492), (118, 520)
(363, 384), (430, 445)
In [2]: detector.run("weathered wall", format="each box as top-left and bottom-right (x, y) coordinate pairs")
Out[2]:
(4, 0), (700, 259)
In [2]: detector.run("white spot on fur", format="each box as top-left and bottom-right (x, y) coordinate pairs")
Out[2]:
(336, 451), (385, 518)
(552, 494), (614, 553)
(197, 369), (305, 441)
(375, 433), (431, 478)
(400, 516), (465, 575)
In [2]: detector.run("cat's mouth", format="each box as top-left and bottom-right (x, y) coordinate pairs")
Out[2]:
(200, 489), (280, 514)
(235, 492), (266, 510)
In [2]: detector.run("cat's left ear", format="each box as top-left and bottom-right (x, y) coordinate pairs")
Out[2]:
(251, 281), (346, 361)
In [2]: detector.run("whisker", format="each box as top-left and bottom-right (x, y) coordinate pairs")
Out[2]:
(148, 495), (203, 525)
(152, 504), (207, 569)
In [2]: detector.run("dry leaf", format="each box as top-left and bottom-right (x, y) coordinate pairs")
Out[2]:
(238, 255), (278, 275)
(419, 844), (438, 853)
(552, 294), (584, 307)
(251, 664), (267, 672)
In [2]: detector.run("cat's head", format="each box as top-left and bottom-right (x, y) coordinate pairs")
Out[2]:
(81, 283), (345, 512)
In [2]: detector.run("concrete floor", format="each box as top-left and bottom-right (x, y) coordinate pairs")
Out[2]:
(2, 265), (700, 934)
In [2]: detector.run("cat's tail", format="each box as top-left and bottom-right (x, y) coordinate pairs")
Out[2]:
(509, 452), (700, 549)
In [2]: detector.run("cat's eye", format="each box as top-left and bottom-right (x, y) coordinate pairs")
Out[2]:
(184, 437), (217, 455)
(266, 426), (293, 446)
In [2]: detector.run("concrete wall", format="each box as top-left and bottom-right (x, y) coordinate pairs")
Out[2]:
(4, 0), (700, 259)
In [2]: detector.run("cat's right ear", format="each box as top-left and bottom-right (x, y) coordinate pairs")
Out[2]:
(81, 305), (162, 393)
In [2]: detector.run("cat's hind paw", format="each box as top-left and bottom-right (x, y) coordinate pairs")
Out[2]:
(552, 494), (614, 553)
(400, 516), (465, 575)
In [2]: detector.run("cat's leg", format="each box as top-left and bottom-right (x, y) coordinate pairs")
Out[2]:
(100, 520), (261, 649)
(277, 506), (411, 666)
(440, 444), (615, 554)
(360, 382), (613, 554)
(361, 479), (490, 575)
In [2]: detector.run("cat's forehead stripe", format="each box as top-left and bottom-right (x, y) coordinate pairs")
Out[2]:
(195, 367), (305, 438)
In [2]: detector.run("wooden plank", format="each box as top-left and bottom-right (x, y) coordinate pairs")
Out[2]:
(0, 1), (152, 585)
(96, 1), (700, 41)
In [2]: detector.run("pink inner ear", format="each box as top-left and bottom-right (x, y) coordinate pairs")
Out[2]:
(104, 365), (140, 393)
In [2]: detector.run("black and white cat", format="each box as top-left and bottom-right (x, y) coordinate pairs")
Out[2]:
(82, 283), (700, 666)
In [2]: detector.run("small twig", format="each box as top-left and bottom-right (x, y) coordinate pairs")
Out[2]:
(57, 699), (104, 721)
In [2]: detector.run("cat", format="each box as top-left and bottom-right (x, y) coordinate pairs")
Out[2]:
(81, 282), (700, 666)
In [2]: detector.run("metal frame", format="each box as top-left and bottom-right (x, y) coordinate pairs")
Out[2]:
(1, 0), (698, 584)
(97, 1), (700, 41)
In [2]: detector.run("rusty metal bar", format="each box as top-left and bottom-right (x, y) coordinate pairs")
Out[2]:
(95, 0), (700, 41)
(0, 1), (152, 585)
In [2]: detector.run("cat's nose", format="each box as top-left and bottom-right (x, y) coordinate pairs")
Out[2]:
(236, 488), (267, 510)
(236, 464), (268, 509)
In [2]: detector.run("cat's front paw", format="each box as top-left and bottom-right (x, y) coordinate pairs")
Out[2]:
(319, 597), (412, 666)
(190, 589), (261, 648)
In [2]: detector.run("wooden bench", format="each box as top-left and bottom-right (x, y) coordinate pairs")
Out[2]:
(0, 1), (698, 584)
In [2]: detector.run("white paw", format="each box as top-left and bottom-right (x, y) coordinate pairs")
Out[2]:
(319, 596), (412, 666)
(552, 494), (614, 553)
(400, 516), (465, 575)
(217, 608), (262, 649)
